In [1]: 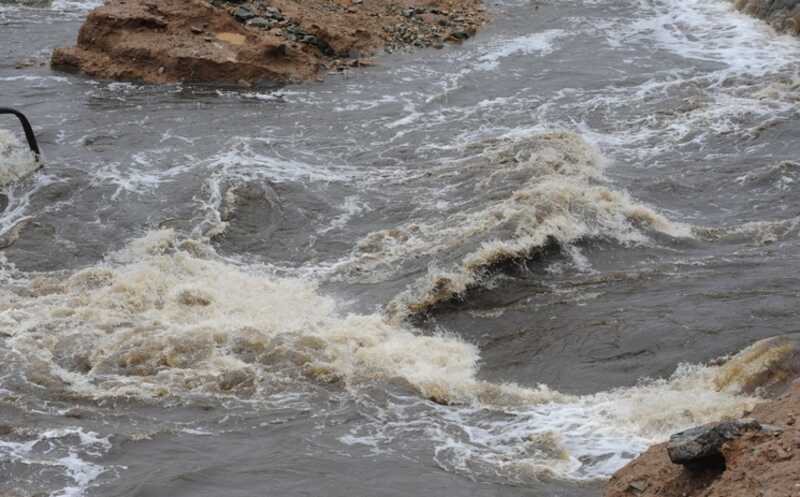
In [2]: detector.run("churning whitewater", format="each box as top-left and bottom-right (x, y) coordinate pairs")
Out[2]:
(1, 0), (800, 495)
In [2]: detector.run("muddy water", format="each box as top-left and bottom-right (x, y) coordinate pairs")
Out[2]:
(1, 0), (799, 495)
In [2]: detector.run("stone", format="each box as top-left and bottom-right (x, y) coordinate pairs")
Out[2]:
(448, 31), (470, 41)
(667, 419), (769, 470)
(627, 480), (648, 494)
(51, 0), (321, 85)
(234, 6), (256, 21)
(247, 17), (273, 29)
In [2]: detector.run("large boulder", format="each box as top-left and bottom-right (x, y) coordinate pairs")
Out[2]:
(666, 419), (773, 470)
(51, 0), (322, 85)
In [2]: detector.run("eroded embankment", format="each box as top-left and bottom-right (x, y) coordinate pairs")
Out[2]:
(605, 334), (800, 497)
(51, 0), (486, 84)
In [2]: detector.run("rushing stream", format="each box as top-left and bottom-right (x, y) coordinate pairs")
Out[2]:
(1, 0), (799, 495)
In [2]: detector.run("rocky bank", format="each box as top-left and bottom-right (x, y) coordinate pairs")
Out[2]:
(734, 0), (800, 34)
(605, 334), (800, 497)
(51, 0), (486, 85)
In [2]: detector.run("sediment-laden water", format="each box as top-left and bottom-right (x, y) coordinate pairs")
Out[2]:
(1, 0), (799, 495)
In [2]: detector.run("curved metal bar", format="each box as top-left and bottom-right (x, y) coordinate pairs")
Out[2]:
(0, 107), (41, 160)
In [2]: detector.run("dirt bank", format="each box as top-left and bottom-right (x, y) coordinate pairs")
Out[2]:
(605, 335), (800, 497)
(51, 0), (486, 85)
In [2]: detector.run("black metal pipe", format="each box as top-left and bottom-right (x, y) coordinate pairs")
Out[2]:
(0, 107), (41, 160)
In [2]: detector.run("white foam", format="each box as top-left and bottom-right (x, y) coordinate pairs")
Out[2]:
(477, 30), (567, 71)
(629, 0), (800, 76)
(50, 0), (103, 11)
(0, 427), (111, 497)
(343, 362), (759, 482)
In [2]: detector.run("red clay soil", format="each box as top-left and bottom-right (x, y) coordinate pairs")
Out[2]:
(51, 0), (486, 85)
(605, 383), (800, 497)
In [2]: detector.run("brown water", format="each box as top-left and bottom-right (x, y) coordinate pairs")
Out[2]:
(1, 0), (800, 495)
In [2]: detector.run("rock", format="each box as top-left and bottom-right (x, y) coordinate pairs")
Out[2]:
(51, 0), (487, 85)
(233, 5), (255, 21)
(51, 0), (321, 85)
(247, 17), (273, 29)
(667, 419), (764, 470)
(447, 31), (470, 41)
(627, 480), (648, 494)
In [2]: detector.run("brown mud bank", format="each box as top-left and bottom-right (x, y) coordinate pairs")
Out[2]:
(605, 334), (800, 497)
(734, 0), (800, 34)
(51, 0), (486, 85)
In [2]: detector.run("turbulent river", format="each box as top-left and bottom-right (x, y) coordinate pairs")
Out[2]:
(1, 0), (800, 495)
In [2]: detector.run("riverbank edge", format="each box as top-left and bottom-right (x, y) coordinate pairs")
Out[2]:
(604, 335), (800, 497)
(734, 0), (800, 35)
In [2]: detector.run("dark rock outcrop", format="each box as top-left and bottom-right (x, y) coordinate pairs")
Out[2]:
(667, 419), (774, 470)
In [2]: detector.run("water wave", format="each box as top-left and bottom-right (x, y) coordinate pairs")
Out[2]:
(333, 132), (691, 317)
(0, 229), (768, 481)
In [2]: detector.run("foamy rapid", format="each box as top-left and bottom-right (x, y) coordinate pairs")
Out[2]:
(334, 132), (691, 318)
(630, 0), (800, 74)
(0, 230), (768, 481)
(0, 229), (486, 403)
